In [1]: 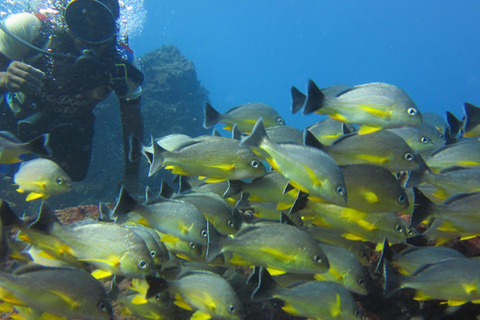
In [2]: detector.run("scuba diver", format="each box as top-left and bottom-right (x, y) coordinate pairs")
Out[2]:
(0, 0), (144, 188)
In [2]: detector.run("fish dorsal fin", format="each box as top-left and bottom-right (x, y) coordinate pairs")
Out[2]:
(13, 263), (51, 275)
(330, 132), (358, 145)
(291, 86), (306, 114)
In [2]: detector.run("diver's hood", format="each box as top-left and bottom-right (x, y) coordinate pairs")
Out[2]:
(65, 0), (117, 44)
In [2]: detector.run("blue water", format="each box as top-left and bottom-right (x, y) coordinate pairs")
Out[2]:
(131, 0), (480, 130)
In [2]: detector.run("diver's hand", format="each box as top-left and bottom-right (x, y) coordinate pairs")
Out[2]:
(1, 61), (45, 94)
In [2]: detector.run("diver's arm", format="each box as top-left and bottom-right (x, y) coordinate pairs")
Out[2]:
(119, 96), (144, 183)
(0, 60), (44, 94)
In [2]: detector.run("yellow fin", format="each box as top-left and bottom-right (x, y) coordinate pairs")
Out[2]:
(342, 233), (366, 241)
(160, 234), (180, 243)
(281, 303), (300, 316)
(431, 188), (449, 200)
(328, 267), (344, 281)
(0, 303), (13, 312)
(10, 314), (26, 320)
(39, 312), (66, 320)
(136, 217), (151, 227)
(471, 299), (480, 304)
(314, 273), (328, 281)
(362, 191), (379, 203)
(355, 154), (388, 164)
(205, 163), (235, 171)
(460, 235), (479, 241)
(174, 294), (193, 311)
(175, 253), (192, 261)
(447, 300), (468, 306)
(91, 269), (113, 279)
(436, 221), (462, 232)
(329, 113), (348, 123)
(78, 257), (119, 267)
(462, 282), (478, 294)
(375, 242), (384, 252)
(48, 290), (79, 309)
(38, 250), (59, 260)
(358, 105), (391, 118)
(165, 165), (191, 176)
(266, 267), (287, 276)
(341, 208), (367, 221)
(26, 192), (47, 201)
(228, 253), (250, 266)
(191, 310), (212, 320)
(259, 247), (293, 261)
(435, 237), (451, 246)
(358, 125), (382, 135)
(458, 160), (480, 166)
(223, 125), (233, 131)
(413, 290), (434, 301)
(17, 233), (31, 243)
(276, 202), (293, 211)
(330, 294), (342, 317)
(204, 177), (228, 183)
(356, 219), (378, 231)
(131, 295), (149, 305)
(16, 188), (25, 193)
(0, 288), (24, 305)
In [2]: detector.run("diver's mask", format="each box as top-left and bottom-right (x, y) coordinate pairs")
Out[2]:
(64, 0), (117, 44)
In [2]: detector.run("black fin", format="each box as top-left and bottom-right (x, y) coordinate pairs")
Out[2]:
(204, 102), (221, 129)
(230, 206), (244, 231)
(291, 86), (306, 114)
(383, 260), (404, 298)
(246, 266), (262, 285)
(410, 187), (436, 227)
(145, 275), (169, 299)
(375, 238), (395, 273)
(304, 129), (326, 151)
(148, 136), (166, 177)
(98, 202), (113, 222)
(303, 79), (326, 115)
(223, 180), (245, 198)
(288, 191), (309, 214)
(240, 118), (267, 148)
(107, 275), (121, 300)
(111, 186), (144, 220)
(283, 182), (295, 194)
(177, 176), (192, 194)
(25, 133), (51, 157)
(280, 212), (296, 226)
(29, 202), (61, 234)
(212, 129), (222, 137)
(0, 200), (24, 228)
(251, 267), (279, 302)
(405, 234), (430, 247)
(234, 192), (251, 211)
(205, 221), (227, 263)
(404, 154), (430, 188)
(231, 124), (242, 140)
(342, 123), (352, 135)
(464, 102), (480, 133)
(158, 180), (174, 199)
(446, 111), (463, 142)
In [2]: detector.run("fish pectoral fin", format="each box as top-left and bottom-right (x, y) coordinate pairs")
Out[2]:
(436, 221), (462, 232)
(445, 300), (469, 306)
(342, 233), (366, 241)
(329, 113), (348, 123)
(16, 188), (25, 193)
(276, 202), (293, 211)
(78, 257), (120, 267)
(356, 219), (378, 231)
(358, 105), (392, 118)
(358, 125), (382, 135)
(203, 177), (228, 183)
(131, 295), (149, 305)
(165, 165), (191, 176)
(266, 267), (287, 276)
(462, 282), (478, 294)
(39, 312), (67, 320)
(191, 310), (212, 320)
(413, 290), (434, 301)
(160, 234), (180, 243)
(330, 293), (342, 317)
(460, 235), (479, 241)
(205, 163), (235, 171)
(362, 191), (380, 203)
(90, 269), (113, 279)
(25, 192), (47, 201)
(174, 293), (193, 311)
(48, 290), (80, 309)
(281, 303), (300, 316)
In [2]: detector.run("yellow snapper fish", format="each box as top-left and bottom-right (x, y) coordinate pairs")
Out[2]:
(251, 267), (361, 320)
(383, 258), (480, 306)
(462, 102), (480, 138)
(302, 80), (422, 134)
(206, 221), (330, 275)
(0, 131), (50, 164)
(241, 119), (347, 206)
(309, 129), (421, 173)
(14, 158), (72, 201)
(424, 139), (480, 173)
(144, 135), (266, 182)
(146, 270), (244, 320)
(306, 117), (357, 145)
(204, 101), (285, 133)
(387, 121), (446, 156)
(0, 264), (113, 320)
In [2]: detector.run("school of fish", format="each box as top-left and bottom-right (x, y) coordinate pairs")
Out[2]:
(1, 79), (480, 319)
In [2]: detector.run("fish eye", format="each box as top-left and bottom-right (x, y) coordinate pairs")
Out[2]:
(189, 242), (196, 249)
(420, 136), (429, 144)
(404, 153), (414, 161)
(357, 278), (365, 286)
(395, 224), (404, 233)
(407, 229), (414, 235)
(137, 260), (149, 270)
(336, 186), (345, 196)
(155, 293), (162, 301)
(56, 177), (63, 184)
(250, 159), (260, 168)
(407, 108), (418, 116)
(201, 229), (208, 238)
(277, 118), (285, 125)
(150, 251), (156, 258)
(227, 220), (234, 227)
(97, 301), (107, 312)
(397, 194), (406, 203)
(228, 305), (236, 314)
(439, 133), (444, 139)
(313, 255), (322, 264)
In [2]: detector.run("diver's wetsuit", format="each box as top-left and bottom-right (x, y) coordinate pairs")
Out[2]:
(0, 12), (144, 182)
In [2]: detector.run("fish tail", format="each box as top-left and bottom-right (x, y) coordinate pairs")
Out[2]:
(405, 154), (430, 188)
(128, 135), (144, 163)
(383, 260), (405, 297)
(375, 238), (395, 273)
(148, 136), (166, 177)
(0, 200), (24, 228)
(98, 202), (113, 222)
(25, 133), (51, 157)
(464, 102), (480, 134)
(204, 102), (221, 128)
(303, 79), (326, 115)
(405, 234), (430, 247)
(410, 187), (436, 227)
(111, 186), (145, 222)
(240, 118), (268, 148)
(28, 202), (61, 233)
(145, 275), (169, 299)
(223, 180), (245, 198)
(205, 221), (226, 263)
(303, 129), (327, 151)
(251, 267), (279, 302)
(291, 86), (306, 114)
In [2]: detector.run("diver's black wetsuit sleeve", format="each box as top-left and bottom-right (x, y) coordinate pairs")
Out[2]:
(119, 96), (144, 183)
